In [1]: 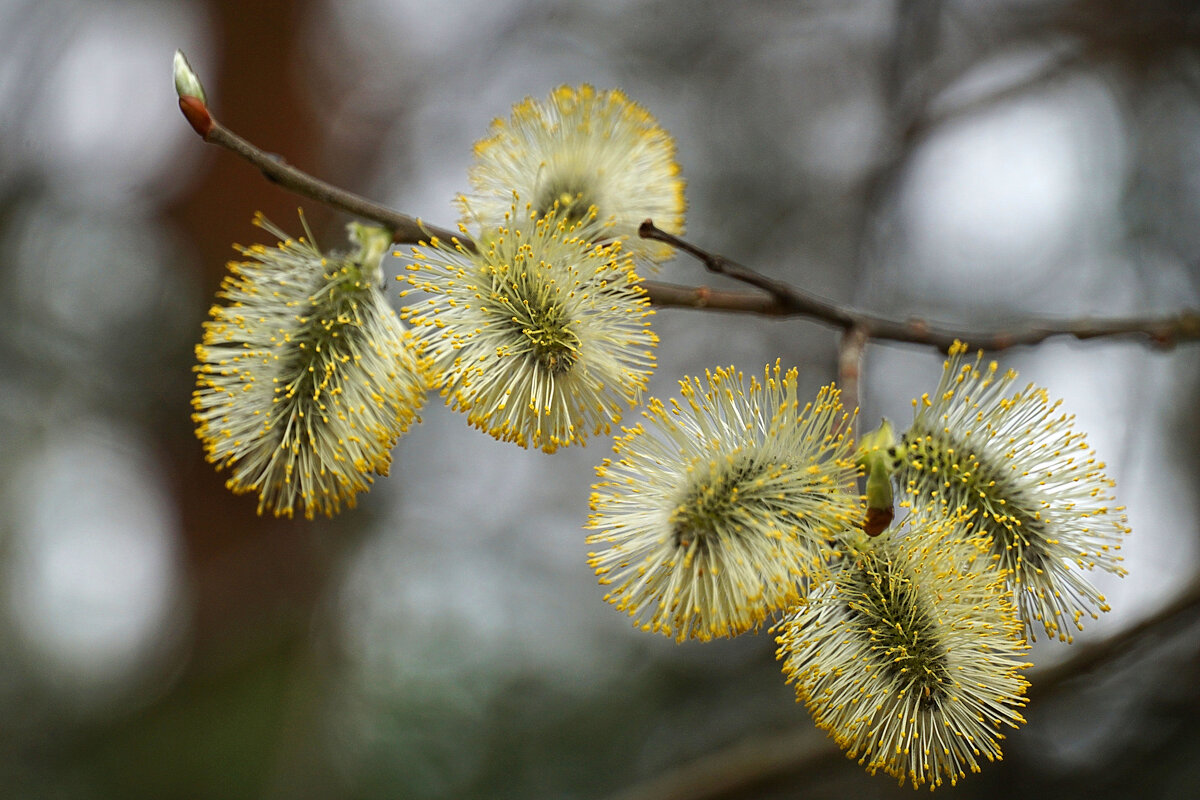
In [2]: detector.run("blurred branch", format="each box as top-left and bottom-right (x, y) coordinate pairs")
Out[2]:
(910, 45), (1086, 143)
(605, 577), (1200, 800)
(1032, 578), (1200, 694)
(606, 729), (842, 800)
(177, 96), (1200, 354)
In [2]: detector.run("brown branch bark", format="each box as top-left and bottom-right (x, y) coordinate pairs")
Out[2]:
(186, 105), (463, 246)
(836, 326), (868, 440)
(176, 92), (1200, 356)
(639, 223), (1200, 352)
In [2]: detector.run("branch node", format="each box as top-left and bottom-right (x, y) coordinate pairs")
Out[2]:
(1151, 329), (1175, 350)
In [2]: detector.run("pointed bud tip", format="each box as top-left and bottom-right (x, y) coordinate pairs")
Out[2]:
(173, 50), (207, 104)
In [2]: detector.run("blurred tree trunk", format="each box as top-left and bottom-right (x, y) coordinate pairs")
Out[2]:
(166, 0), (334, 682)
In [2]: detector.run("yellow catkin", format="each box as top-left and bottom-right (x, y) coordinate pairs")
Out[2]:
(193, 217), (427, 518)
(462, 85), (685, 267)
(587, 365), (859, 641)
(894, 342), (1129, 642)
(399, 198), (656, 453)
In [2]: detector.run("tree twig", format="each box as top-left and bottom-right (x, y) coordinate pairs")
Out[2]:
(178, 97), (462, 246)
(639, 221), (1200, 352)
(835, 326), (868, 451)
(177, 96), (1200, 354)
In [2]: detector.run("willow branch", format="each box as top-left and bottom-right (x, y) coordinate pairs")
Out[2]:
(177, 96), (1200, 354)
(605, 577), (1200, 800)
(639, 221), (1200, 352)
(836, 326), (869, 417)
(177, 96), (461, 246)
(835, 326), (868, 447)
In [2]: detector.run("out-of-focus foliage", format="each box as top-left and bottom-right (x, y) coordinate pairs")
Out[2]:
(1, 0), (1198, 798)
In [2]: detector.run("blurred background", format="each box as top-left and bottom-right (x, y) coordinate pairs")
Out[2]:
(1, 0), (1199, 797)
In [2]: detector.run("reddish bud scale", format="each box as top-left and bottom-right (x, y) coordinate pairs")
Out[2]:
(863, 505), (894, 537)
(179, 96), (213, 139)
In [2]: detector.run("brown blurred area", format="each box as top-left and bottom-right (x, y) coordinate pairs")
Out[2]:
(167, 0), (333, 677)
(1, 1), (1200, 798)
